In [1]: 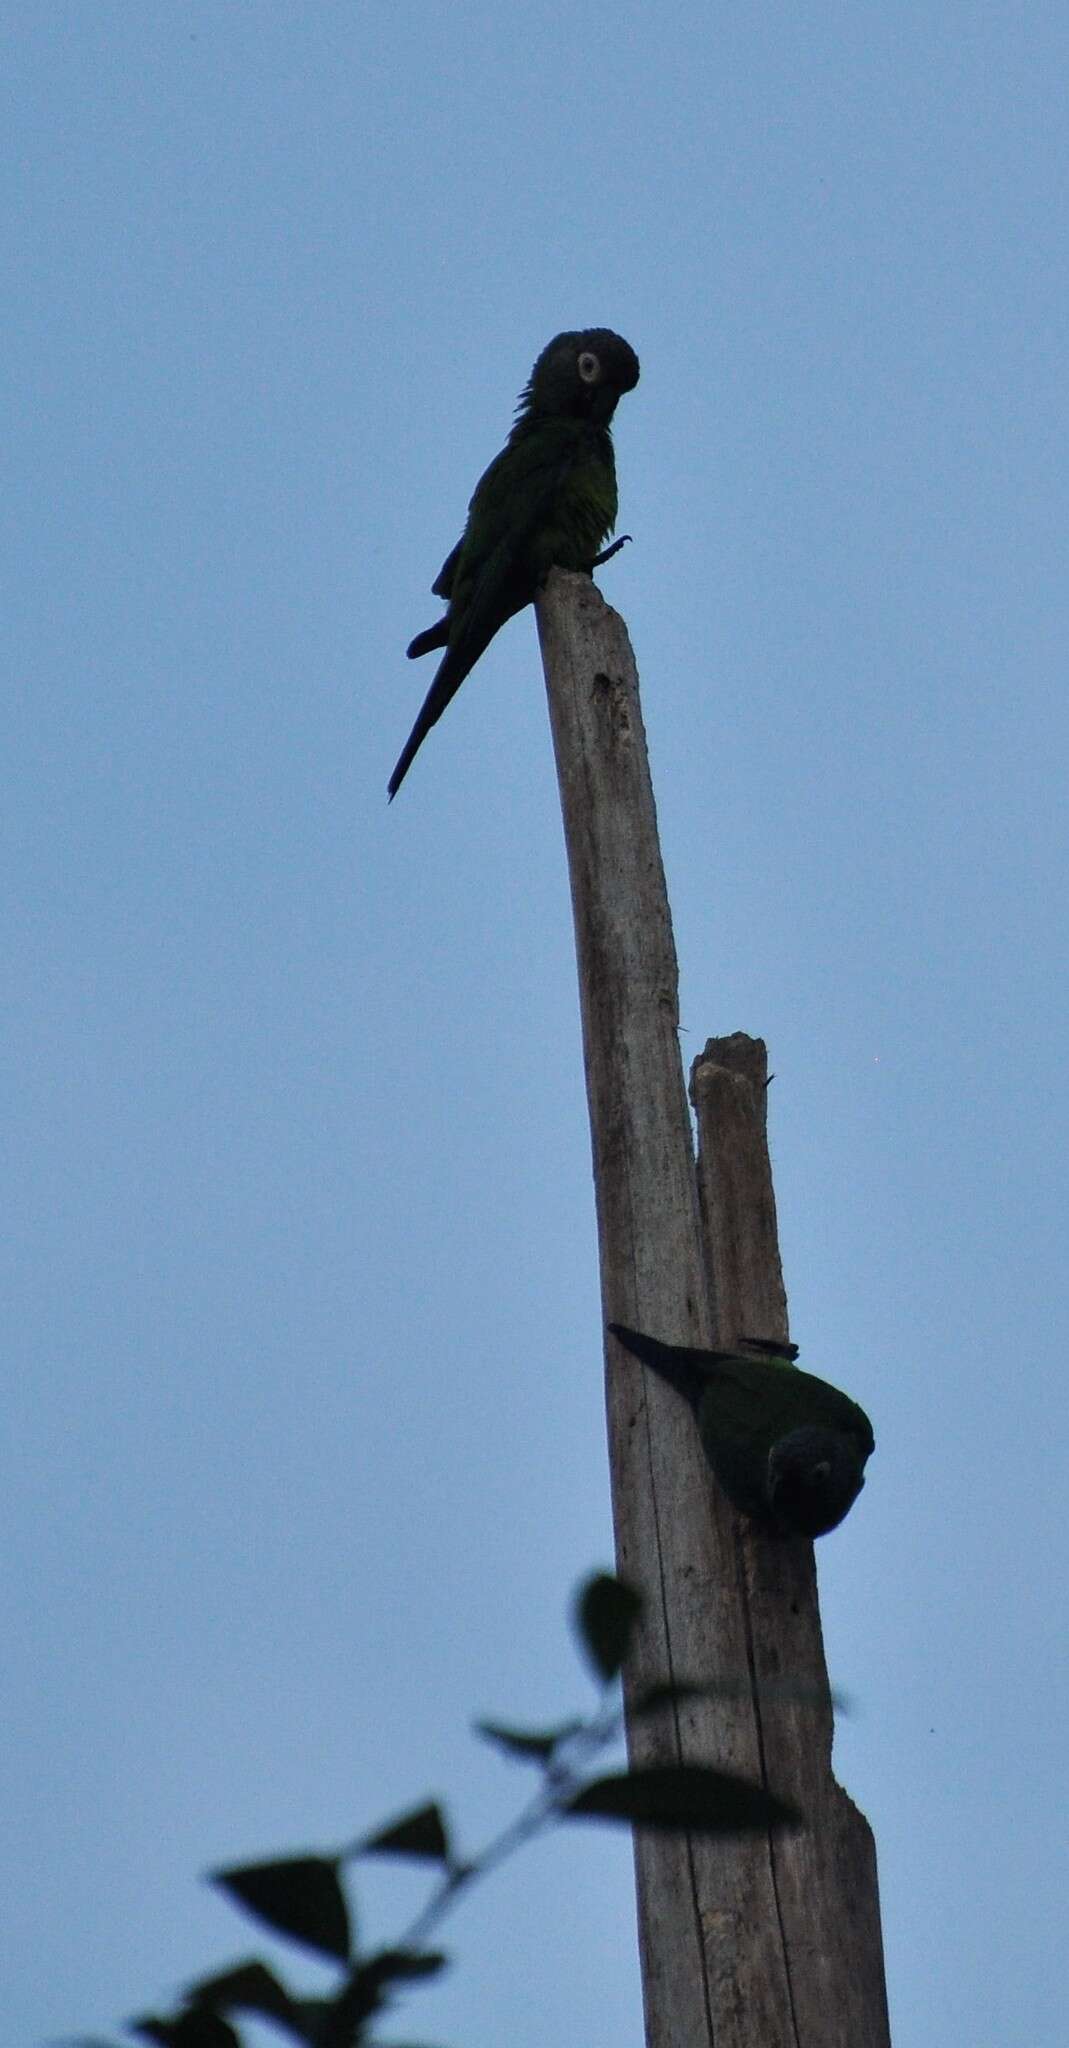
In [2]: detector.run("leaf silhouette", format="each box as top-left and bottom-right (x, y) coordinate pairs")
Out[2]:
(574, 1572), (642, 1683)
(184, 1959), (322, 2042)
(567, 1764), (802, 1835)
(210, 1855), (350, 1963)
(360, 1801), (451, 1865)
(128, 2015), (239, 2048)
(473, 1717), (582, 1763)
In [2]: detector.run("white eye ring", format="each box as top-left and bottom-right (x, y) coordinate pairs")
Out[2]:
(577, 350), (600, 383)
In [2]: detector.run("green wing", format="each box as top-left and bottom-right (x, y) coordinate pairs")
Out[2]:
(609, 1325), (873, 1533)
(700, 1351), (874, 1452)
(449, 416), (614, 613)
(390, 438), (569, 798)
(698, 1352), (874, 1518)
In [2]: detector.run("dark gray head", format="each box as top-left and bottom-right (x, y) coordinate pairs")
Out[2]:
(765, 1426), (867, 1538)
(520, 329), (640, 426)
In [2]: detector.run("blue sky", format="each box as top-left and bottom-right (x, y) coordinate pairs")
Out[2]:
(3, 5), (1066, 2043)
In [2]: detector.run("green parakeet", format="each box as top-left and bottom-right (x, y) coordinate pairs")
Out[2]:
(388, 327), (640, 800)
(609, 1324), (875, 1538)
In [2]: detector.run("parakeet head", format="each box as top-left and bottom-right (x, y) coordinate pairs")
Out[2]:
(765, 1426), (867, 1538)
(520, 329), (640, 425)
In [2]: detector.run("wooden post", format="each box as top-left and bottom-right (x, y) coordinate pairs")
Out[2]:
(536, 571), (890, 2048)
(692, 1037), (891, 2045)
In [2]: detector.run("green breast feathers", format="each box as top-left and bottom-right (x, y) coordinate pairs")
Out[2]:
(610, 1324), (874, 1538)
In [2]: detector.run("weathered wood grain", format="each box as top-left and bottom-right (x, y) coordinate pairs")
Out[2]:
(537, 569), (890, 2047)
(693, 1039), (890, 2048)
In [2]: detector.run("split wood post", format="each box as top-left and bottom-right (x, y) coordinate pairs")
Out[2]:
(691, 1036), (890, 2044)
(536, 570), (890, 2048)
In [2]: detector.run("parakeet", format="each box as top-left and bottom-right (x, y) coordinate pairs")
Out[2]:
(388, 327), (640, 800)
(609, 1324), (875, 1538)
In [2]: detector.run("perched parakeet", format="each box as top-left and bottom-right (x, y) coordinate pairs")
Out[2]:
(609, 1324), (875, 1538)
(388, 328), (640, 800)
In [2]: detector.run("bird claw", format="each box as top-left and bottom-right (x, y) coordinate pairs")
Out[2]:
(739, 1336), (799, 1362)
(590, 535), (632, 569)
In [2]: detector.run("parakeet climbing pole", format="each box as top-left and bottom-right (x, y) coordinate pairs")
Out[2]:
(536, 570), (891, 2048)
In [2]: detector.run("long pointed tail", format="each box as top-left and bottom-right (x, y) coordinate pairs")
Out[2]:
(608, 1324), (708, 1411)
(389, 557), (526, 798)
(388, 643), (476, 800)
(389, 585), (514, 799)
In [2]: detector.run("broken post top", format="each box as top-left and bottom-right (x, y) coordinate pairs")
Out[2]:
(691, 1035), (789, 1350)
